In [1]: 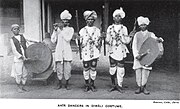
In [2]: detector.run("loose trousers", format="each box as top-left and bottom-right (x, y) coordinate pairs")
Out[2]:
(135, 68), (150, 87)
(11, 61), (28, 85)
(56, 61), (71, 80)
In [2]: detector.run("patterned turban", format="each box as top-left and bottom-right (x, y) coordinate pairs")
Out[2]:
(83, 10), (97, 20)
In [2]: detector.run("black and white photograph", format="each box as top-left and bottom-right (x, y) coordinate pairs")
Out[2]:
(0, 0), (180, 108)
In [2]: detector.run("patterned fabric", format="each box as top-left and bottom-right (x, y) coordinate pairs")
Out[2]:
(109, 56), (124, 67)
(83, 10), (97, 20)
(106, 24), (130, 61)
(83, 58), (98, 71)
(79, 26), (101, 61)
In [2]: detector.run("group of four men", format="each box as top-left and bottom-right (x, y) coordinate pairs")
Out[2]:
(10, 7), (163, 94)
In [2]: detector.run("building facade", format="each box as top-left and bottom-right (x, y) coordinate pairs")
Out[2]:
(0, 0), (179, 70)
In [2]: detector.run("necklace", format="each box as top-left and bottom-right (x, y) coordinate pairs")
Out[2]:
(110, 25), (124, 46)
(84, 27), (96, 38)
(84, 27), (97, 58)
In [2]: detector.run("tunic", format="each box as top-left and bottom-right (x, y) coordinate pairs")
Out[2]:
(79, 26), (101, 61)
(10, 34), (28, 80)
(106, 24), (131, 61)
(51, 27), (74, 62)
(132, 30), (157, 70)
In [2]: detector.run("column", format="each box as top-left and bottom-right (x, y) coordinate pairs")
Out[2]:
(178, 12), (180, 72)
(23, 0), (42, 42)
(103, 0), (109, 31)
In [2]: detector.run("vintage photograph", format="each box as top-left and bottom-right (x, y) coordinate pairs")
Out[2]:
(0, 0), (180, 105)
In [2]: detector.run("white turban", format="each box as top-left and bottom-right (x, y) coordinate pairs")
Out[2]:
(60, 10), (72, 20)
(137, 16), (150, 26)
(113, 7), (125, 18)
(83, 10), (97, 20)
(11, 24), (19, 30)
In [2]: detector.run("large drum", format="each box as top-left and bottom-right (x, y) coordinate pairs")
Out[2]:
(139, 37), (163, 66)
(24, 43), (52, 74)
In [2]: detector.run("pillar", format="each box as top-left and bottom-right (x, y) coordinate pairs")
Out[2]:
(178, 12), (180, 72)
(103, 0), (109, 31)
(23, 0), (42, 42)
(47, 3), (53, 34)
(102, 0), (109, 56)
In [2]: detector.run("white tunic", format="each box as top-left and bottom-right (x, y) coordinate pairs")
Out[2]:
(51, 27), (74, 62)
(79, 26), (101, 61)
(106, 24), (131, 61)
(132, 30), (157, 70)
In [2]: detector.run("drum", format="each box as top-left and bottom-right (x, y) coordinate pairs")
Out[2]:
(156, 42), (164, 59)
(139, 37), (163, 66)
(24, 43), (52, 74)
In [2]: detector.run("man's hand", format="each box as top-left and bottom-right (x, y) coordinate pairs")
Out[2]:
(53, 23), (59, 31)
(156, 37), (164, 43)
(129, 30), (136, 37)
(101, 32), (106, 38)
(19, 56), (23, 59)
(136, 55), (141, 60)
(53, 22), (63, 31)
(136, 49), (150, 60)
(74, 33), (80, 40)
(24, 57), (31, 61)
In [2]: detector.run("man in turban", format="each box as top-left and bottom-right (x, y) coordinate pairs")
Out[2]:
(51, 10), (74, 90)
(106, 7), (131, 93)
(132, 16), (163, 95)
(78, 10), (101, 92)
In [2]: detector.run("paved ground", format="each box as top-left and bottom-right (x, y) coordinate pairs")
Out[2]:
(0, 52), (180, 99)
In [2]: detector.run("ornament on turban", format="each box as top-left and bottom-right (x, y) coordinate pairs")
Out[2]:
(113, 7), (125, 19)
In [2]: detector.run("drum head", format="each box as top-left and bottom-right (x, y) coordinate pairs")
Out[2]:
(139, 37), (160, 66)
(24, 43), (52, 74)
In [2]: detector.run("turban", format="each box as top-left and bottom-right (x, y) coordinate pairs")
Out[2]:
(137, 16), (150, 26)
(83, 10), (97, 20)
(113, 7), (125, 19)
(11, 24), (19, 30)
(60, 10), (72, 20)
